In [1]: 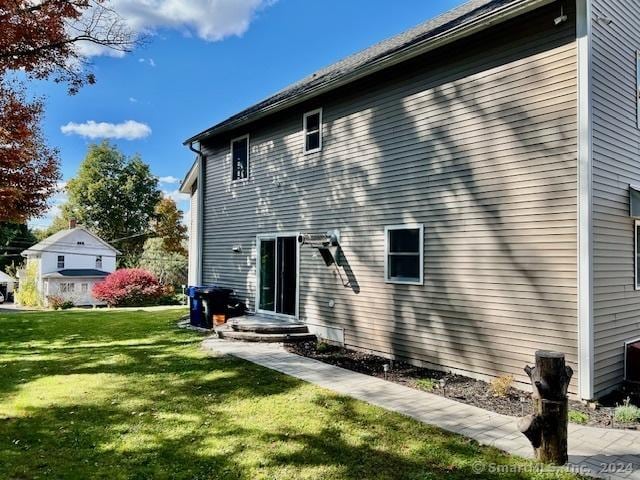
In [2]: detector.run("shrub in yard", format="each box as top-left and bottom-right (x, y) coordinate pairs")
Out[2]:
(316, 341), (331, 354)
(614, 397), (640, 424)
(15, 261), (41, 307)
(415, 378), (438, 392)
(92, 269), (169, 307)
(568, 410), (589, 424)
(489, 375), (514, 397)
(47, 296), (75, 310)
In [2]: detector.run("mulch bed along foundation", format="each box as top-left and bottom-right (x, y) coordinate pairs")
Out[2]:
(286, 341), (640, 430)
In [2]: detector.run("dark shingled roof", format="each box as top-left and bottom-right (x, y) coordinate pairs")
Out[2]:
(42, 269), (110, 278)
(185, 0), (531, 144)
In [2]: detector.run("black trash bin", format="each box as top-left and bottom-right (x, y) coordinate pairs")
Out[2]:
(195, 286), (234, 329)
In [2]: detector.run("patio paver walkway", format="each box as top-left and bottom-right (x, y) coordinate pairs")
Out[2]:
(202, 338), (640, 480)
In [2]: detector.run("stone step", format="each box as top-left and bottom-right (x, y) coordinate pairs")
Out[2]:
(217, 328), (316, 343)
(231, 322), (309, 334)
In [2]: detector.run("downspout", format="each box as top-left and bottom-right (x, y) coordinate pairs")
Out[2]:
(188, 142), (205, 286)
(576, 0), (594, 400)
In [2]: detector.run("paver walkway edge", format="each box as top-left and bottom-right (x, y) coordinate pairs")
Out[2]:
(202, 338), (640, 480)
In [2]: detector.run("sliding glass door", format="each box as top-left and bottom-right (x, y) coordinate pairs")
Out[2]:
(257, 235), (297, 316)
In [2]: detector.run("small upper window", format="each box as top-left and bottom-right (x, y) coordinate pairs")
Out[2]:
(231, 135), (249, 181)
(385, 224), (424, 285)
(76, 241), (84, 246)
(96, 255), (103, 269)
(57, 255), (65, 269)
(303, 109), (322, 153)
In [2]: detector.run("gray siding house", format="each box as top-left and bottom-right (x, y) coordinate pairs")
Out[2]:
(181, 0), (640, 400)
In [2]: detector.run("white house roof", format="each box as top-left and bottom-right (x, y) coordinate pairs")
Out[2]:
(0, 271), (17, 283)
(22, 227), (121, 256)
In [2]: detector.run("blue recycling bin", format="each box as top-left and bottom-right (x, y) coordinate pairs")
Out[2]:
(187, 286), (205, 328)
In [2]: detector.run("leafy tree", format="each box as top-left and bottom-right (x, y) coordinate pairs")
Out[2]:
(153, 197), (188, 255)
(0, 222), (37, 272)
(33, 215), (70, 241)
(15, 261), (41, 307)
(139, 238), (188, 287)
(0, 0), (137, 222)
(0, 0), (136, 93)
(0, 84), (60, 222)
(63, 142), (161, 264)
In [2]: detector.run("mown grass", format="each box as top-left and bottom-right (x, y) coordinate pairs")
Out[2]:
(0, 309), (580, 479)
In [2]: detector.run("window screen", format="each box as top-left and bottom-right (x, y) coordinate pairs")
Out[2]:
(231, 136), (248, 181)
(385, 225), (423, 284)
(304, 110), (322, 153)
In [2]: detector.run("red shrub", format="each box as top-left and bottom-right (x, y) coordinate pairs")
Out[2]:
(93, 269), (168, 307)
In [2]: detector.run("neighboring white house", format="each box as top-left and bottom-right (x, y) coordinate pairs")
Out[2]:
(20, 222), (120, 306)
(0, 271), (17, 303)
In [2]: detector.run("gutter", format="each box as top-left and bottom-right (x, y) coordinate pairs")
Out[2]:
(188, 142), (205, 286)
(184, 0), (554, 145)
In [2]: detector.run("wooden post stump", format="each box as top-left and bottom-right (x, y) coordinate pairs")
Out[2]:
(517, 350), (573, 465)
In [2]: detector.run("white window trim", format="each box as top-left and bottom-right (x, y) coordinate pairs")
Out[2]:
(303, 108), (323, 154)
(230, 134), (250, 182)
(384, 223), (424, 285)
(635, 220), (640, 290)
(57, 255), (65, 269)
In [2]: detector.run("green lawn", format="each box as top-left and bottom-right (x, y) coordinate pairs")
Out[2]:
(0, 309), (578, 479)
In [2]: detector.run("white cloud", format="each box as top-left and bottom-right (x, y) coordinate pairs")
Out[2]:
(78, 0), (275, 57)
(60, 120), (152, 140)
(158, 176), (181, 185)
(163, 189), (190, 203)
(129, 97), (138, 103)
(149, 58), (156, 67)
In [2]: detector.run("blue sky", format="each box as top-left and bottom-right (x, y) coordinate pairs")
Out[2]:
(29, 0), (465, 228)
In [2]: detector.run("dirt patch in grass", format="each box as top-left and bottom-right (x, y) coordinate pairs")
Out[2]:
(286, 341), (640, 430)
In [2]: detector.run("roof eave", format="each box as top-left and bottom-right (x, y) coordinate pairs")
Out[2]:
(184, 0), (551, 145)
(179, 160), (199, 194)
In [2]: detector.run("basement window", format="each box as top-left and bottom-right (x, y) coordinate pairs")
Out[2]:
(303, 109), (322, 153)
(385, 224), (424, 285)
(231, 135), (249, 181)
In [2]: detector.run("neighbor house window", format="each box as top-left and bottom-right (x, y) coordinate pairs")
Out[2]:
(385, 224), (424, 285)
(81, 283), (88, 294)
(636, 220), (640, 289)
(57, 255), (65, 269)
(60, 282), (75, 293)
(231, 135), (249, 181)
(303, 109), (322, 153)
(96, 256), (102, 269)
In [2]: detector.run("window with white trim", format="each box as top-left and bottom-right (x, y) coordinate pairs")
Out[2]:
(635, 220), (640, 289)
(96, 255), (102, 269)
(59, 282), (75, 293)
(231, 135), (249, 181)
(57, 255), (65, 269)
(385, 224), (424, 285)
(303, 109), (322, 153)
(81, 283), (88, 294)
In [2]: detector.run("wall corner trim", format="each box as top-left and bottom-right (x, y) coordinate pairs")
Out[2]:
(576, 0), (594, 400)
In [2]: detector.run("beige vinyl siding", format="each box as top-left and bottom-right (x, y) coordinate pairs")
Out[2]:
(591, 0), (640, 396)
(200, 3), (578, 389)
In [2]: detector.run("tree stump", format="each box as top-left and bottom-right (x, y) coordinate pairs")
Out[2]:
(517, 350), (573, 465)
